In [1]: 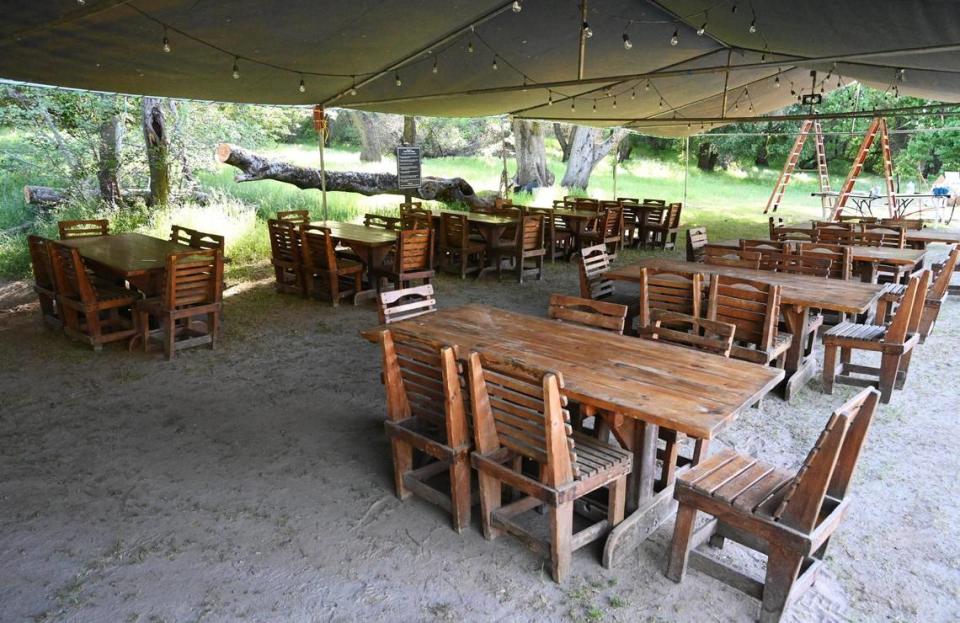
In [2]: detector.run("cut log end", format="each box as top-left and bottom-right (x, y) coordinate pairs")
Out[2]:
(216, 143), (232, 163)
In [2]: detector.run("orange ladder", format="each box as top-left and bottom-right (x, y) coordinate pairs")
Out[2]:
(829, 117), (896, 220)
(764, 119), (830, 214)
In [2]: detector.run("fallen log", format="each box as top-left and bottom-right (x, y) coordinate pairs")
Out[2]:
(23, 186), (210, 209)
(215, 143), (494, 210)
(1, 221), (32, 237)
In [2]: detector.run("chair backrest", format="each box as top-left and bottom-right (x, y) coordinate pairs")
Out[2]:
(884, 272), (923, 343)
(467, 349), (578, 485)
(380, 330), (467, 448)
(666, 202), (683, 228)
(707, 275), (782, 350)
(577, 244), (614, 300)
(644, 309), (735, 357)
(494, 198), (514, 209)
(638, 267), (703, 328)
(861, 225), (906, 248)
(838, 215), (878, 224)
(276, 209), (310, 225)
(704, 246), (762, 270)
(58, 219), (108, 240)
(779, 254), (832, 277)
(48, 241), (96, 305)
(547, 294), (627, 335)
(771, 218), (815, 242)
(740, 240), (788, 271)
(162, 249), (223, 310)
(439, 212), (469, 249)
(642, 198), (666, 206)
(300, 224), (338, 271)
(518, 214), (545, 253)
(797, 242), (853, 280)
(813, 227), (856, 246)
(27, 235), (56, 291)
(364, 214), (400, 230)
(771, 387), (879, 532)
(395, 227), (433, 273)
(686, 227), (708, 262)
(400, 202), (432, 229)
(928, 246), (959, 299)
(267, 218), (303, 267)
(905, 269), (931, 336)
(378, 284), (437, 324)
(170, 225), (225, 252)
(600, 206), (622, 238)
(880, 218), (924, 230)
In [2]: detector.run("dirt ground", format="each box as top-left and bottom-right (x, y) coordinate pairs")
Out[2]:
(1, 250), (958, 623)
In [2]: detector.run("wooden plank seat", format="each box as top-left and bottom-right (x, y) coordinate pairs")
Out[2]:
(647, 202), (682, 250)
(686, 227), (708, 262)
(380, 330), (472, 533)
(577, 244), (639, 331)
(378, 284), (437, 324)
(822, 271), (928, 403)
(530, 207), (574, 262)
(27, 235), (61, 329)
(301, 224), (363, 305)
(58, 219), (109, 239)
(667, 388), (879, 623)
(467, 349), (631, 582)
(874, 246), (958, 341)
(267, 219), (306, 296)
(706, 275), (791, 367)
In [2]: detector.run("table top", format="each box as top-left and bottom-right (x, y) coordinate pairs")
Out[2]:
(435, 209), (518, 226)
(59, 233), (193, 276)
(361, 305), (783, 440)
(786, 222), (960, 245)
(608, 258), (883, 314)
(311, 221), (398, 246)
(712, 239), (926, 265)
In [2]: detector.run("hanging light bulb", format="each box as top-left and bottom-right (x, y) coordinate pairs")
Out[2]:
(298, 76), (306, 93)
(395, 72), (402, 87)
(571, 99), (576, 112)
(612, 97), (617, 109)
(789, 82), (796, 96)
(670, 29), (679, 46)
(645, 80), (651, 92)
(761, 53), (766, 62)
(511, 0), (522, 13)
(731, 3), (737, 13)
(547, 91), (553, 106)
(734, 101), (739, 110)
(622, 33), (633, 50)
(749, 19), (757, 34)
(631, 89), (636, 100)
(232, 57), (240, 79)
(432, 58), (438, 74)
(697, 22), (706, 36)
(775, 75), (780, 87)
(899, 68), (906, 82)
(582, 22), (593, 38)
(349, 85), (358, 96)
(467, 41), (474, 53)
(837, 77), (842, 88)
(492, 56), (498, 70)
(162, 28), (171, 53)
(659, 98), (664, 109)
(592, 100), (597, 112)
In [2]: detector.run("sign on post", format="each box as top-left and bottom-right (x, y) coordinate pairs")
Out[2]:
(396, 146), (422, 190)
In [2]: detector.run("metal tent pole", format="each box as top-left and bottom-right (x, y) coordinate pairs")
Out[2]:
(683, 135), (689, 208)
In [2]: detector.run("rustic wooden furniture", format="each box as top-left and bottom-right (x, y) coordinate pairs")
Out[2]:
(577, 244), (639, 330)
(631, 200), (668, 249)
(400, 202), (433, 229)
(170, 225), (225, 252)
(48, 241), (139, 350)
(644, 309), (735, 356)
(380, 329), (472, 533)
(740, 240), (789, 271)
(371, 226), (435, 291)
(267, 219), (306, 296)
(528, 207), (575, 262)
(797, 243), (853, 281)
(439, 212), (486, 279)
(363, 214), (401, 230)
(131, 248), (223, 360)
(361, 305), (784, 568)
(782, 221), (960, 248)
(875, 246), (958, 340)
(580, 205), (623, 257)
(607, 258), (883, 400)
(686, 227), (708, 262)
(377, 284), (437, 324)
(822, 271), (927, 403)
(489, 214), (545, 283)
(467, 349), (631, 582)
(58, 219), (109, 240)
(769, 217), (815, 242)
(301, 225), (364, 305)
(647, 202), (682, 250)
(667, 388), (879, 623)
(547, 293), (627, 335)
(707, 275), (791, 367)
(27, 235), (60, 329)
(276, 209), (310, 224)
(636, 267), (703, 331)
(308, 220), (399, 303)
(704, 246), (762, 270)
(550, 205), (606, 255)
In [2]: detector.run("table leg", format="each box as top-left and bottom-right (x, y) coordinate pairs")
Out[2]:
(857, 261), (877, 283)
(477, 224), (508, 278)
(781, 304), (818, 401)
(350, 242), (387, 305)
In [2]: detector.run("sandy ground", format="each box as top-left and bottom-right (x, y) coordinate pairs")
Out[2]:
(1, 250), (959, 623)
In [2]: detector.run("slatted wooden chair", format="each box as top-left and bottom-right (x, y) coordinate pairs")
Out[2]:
(372, 226), (435, 291)
(528, 207), (574, 262)
(400, 201), (432, 229)
(577, 244), (640, 330)
(276, 209), (310, 225)
(380, 329), (472, 532)
(467, 350), (632, 582)
(267, 219), (306, 296)
(301, 224), (363, 305)
(364, 213), (401, 230)
(636, 267), (703, 331)
(686, 227), (709, 262)
(796, 243), (852, 281)
(635, 200), (667, 249)
(377, 284), (437, 324)
(490, 214), (545, 283)
(547, 294), (628, 335)
(704, 246), (762, 270)
(170, 225), (225, 252)
(439, 212), (486, 279)
(27, 235), (61, 329)
(740, 240), (789, 272)
(58, 219), (109, 240)
(131, 249), (223, 360)
(880, 218), (924, 230)
(769, 217), (815, 242)
(778, 254), (832, 277)
(48, 241), (139, 351)
(647, 202), (682, 250)
(618, 198), (641, 245)
(707, 276), (791, 367)
(667, 387), (879, 623)
(579, 205), (623, 257)
(875, 246), (958, 341)
(822, 271), (928, 403)
(813, 226), (857, 246)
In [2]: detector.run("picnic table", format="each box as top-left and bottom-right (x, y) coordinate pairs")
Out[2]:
(811, 191), (952, 219)
(361, 304), (784, 567)
(607, 258), (884, 401)
(59, 232), (193, 295)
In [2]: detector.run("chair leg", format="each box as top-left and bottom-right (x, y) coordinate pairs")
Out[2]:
(759, 547), (803, 623)
(164, 316), (175, 360)
(607, 476), (626, 526)
(878, 353), (901, 403)
(390, 439), (413, 500)
(665, 502), (698, 582)
(821, 343), (838, 394)
(208, 311), (219, 350)
(549, 501), (573, 582)
(448, 457), (471, 534)
(895, 349), (914, 390)
(139, 310), (150, 352)
(477, 471), (503, 540)
(85, 309), (102, 349)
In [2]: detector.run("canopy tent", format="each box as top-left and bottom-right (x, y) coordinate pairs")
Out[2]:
(2, 1), (960, 136)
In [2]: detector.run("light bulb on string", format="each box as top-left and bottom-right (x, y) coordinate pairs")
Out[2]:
(592, 100), (597, 112)
(467, 41), (474, 53)
(432, 59), (438, 74)
(571, 99), (576, 112)
(492, 56), (498, 71)
(512, 0), (522, 13)
(731, 3), (737, 13)
(162, 28), (171, 53)
(349, 85), (357, 96)
(631, 89), (636, 100)
(395, 72), (402, 87)
(582, 22), (593, 38)
(232, 58), (240, 79)
(670, 29), (679, 46)
(658, 98), (664, 109)
(749, 19), (757, 34)
(622, 33), (633, 50)
(775, 75), (780, 87)
(298, 76), (306, 93)
(547, 91), (553, 106)
(612, 97), (617, 109)
(697, 22), (706, 36)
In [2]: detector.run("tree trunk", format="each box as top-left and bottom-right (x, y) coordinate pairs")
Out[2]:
(402, 116), (417, 145)
(97, 113), (124, 206)
(216, 143), (493, 210)
(554, 123), (572, 162)
(560, 126), (624, 189)
(513, 120), (554, 190)
(142, 97), (171, 206)
(697, 141), (718, 171)
(617, 138), (633, 163)
(24, 185), (209, 208)
(351, 111), (382, 162)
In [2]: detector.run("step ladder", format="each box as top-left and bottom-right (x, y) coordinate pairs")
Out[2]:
(764, 119), (830, 214)
(829, 117), (896, 220)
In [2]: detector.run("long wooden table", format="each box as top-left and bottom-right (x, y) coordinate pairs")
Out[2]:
(311, 221), (398, 303)
(361, 304), (784, 567)
(607, 258), (884, 400)
(785, 222), (960, 246)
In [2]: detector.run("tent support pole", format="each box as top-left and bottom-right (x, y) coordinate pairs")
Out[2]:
(683, 135), (689, 209)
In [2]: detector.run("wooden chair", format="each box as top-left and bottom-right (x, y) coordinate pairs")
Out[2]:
(770, 217), (815, 242)
(580, 206), (623, 257)
(377, 284), (437, 324)
(740, 240), (789, 272)
(380, 329), (472, 533)
(490, 214), (545, 283)
(48, 241), (138, 351)
(364, 213), (401, 230)
(880, 218), (924, 231)
(686, 227), (709, 262)
(170, 225), (225, 252)
(400, 202), (432, 229)
(647, 202), (682, 250)
(644, 308), (736, 356)
(667, 387), (880, 623)
(547, 293), (627, 335)
(58, 219), (109, 240)
(301, 225), (363, 305)
(636, 200), (667, 249)
(529, 207), (574, 262)
(372, 226), (435, 291)
(704, 246), (762, 270)
(637, 267), (703, 331)
(778, 254), (832, 278)
(267, 219), (306, 296)
(27, 235), (61, 329)
(707, 276), (791, 366)
(875, 246), (958, 341)
(814, 226), (857, 246)
(439, 212), (485, 279)
(276, 209), (310, 225)
(467, 350), (631, 582)
(577, 244), (639, 329)
(822, 271), (928, 403)
(797, 243), (853, 281)
(131, 249), (223, 360)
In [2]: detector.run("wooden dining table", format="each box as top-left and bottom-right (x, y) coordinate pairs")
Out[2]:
(607, 258), (884, 401)
(784, 222), (960, 247)
(59, 232), (193, 295)
(361, 304), (784, 568)
(311, 221), (399, 303)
